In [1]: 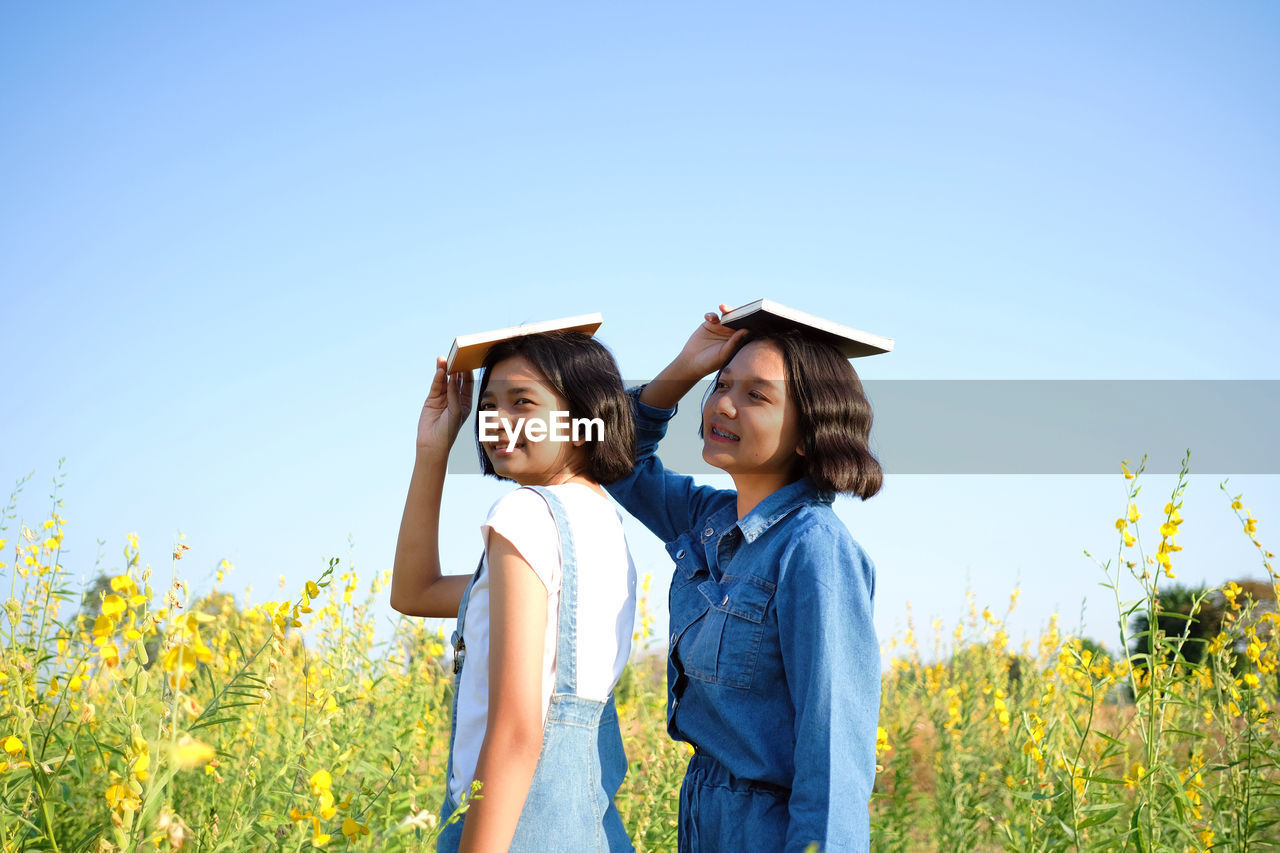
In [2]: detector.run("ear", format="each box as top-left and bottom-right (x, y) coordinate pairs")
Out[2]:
(795, 442), (806, 457)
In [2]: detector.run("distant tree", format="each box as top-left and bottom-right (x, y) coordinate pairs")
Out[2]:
(1128, 580), (1277, 686)
(1077, 636), (1113, 666)
(1127, 583), (1221, 668)
(77, 572), (114, 623)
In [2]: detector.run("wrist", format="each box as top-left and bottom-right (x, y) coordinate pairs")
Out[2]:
(414, 443), (452, 465)
(658, 357), (708, 384)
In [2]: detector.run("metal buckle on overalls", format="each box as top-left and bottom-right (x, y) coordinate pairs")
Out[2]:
(451, 630), (465, 674)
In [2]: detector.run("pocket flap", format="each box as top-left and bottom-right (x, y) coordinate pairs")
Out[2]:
(698, 574), (776, 624)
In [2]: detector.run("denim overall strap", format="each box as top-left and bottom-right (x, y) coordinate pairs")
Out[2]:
(442, 554), (484, 811)
(524, 485), (578, 696)
(450, 555), (484, 676)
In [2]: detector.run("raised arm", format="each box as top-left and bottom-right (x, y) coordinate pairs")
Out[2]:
(637, 305), (748, 409)
(390, 357), (476, 618)
(605, 308), (747, 539)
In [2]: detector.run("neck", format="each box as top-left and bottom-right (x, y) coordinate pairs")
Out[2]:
(523, 466), (606, 498)
(731, 473), (798, 520)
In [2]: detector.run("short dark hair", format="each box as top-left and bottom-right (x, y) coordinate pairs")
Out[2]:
(709, 330), (883, 499)
(474, 331), (635, 484)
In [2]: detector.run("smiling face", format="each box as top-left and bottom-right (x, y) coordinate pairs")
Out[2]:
(701, 340), (805, 487)
(477, 355), (586, 486)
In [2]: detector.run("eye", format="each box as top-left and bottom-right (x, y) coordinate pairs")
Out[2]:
(714, 380), (728, 391)
(479, 401), (496, 410)
(514, 397), (534, 406)
(748, 390), (767, 401)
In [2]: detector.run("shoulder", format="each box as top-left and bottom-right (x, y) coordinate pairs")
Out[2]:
(777, 506), (874, 589)
(485, 486), (554, 523)
(482, 487), (557, 545)
(482, 488), (562, 590)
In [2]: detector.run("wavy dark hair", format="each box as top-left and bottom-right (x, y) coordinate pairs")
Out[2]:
(708, 329), (883, 499)
(474, 331), (635, 485)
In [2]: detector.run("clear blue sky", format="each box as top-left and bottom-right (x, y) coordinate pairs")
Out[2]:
(3, 1), (1277, 655)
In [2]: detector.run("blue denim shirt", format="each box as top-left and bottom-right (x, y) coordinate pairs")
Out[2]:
(606, 394), (880, 853)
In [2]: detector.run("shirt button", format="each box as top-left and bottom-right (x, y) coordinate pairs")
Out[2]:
(721, 594), (729, 606)
(670, 633), (677, 647)
(703, 527), (714, 538)
(676, 549), (685, 559)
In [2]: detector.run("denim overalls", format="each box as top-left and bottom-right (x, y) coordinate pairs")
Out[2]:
(435, 486), (634, 853)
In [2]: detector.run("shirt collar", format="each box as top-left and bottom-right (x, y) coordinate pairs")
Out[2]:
(735, 478), (833, 544)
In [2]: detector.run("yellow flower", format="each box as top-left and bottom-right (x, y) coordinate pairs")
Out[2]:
(2, 736), (23, 755)
(105, 783), (141, 812)
(1128, 503), (1140, 523)
(1123, 762), (1145, 791)
(171, 736), (217, 770)
(101, 594), (126, 618)
(341, 818), (370, 842)
(1122, 461), (1134, 479)
(162, 642), (209, 683)
(309, 769), (333, 795)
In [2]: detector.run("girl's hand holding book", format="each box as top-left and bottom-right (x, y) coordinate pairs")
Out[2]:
(641, 305), (747, 410)
(671, 306), (748, 379)
(417, 356), (474, 456)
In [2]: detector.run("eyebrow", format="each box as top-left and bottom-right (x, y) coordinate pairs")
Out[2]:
(480, 385), (540, 400)
(718, 370), (782, 390)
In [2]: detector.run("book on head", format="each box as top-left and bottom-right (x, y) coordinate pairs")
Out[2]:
(719, 299), (893, 358)
(446, 313), (604, 372)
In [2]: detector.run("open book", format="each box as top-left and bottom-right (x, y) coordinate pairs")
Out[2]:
(720, 299), (893, 358)
(446, 313), (604, 372)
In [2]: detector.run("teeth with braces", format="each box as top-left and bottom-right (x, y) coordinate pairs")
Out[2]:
(711, 426), (740, 441)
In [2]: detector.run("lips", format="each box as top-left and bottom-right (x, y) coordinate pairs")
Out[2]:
(709, 424), (740, 441)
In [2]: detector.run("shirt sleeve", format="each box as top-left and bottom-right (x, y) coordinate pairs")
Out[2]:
(604, 386), (734, 543)
(776, 523), (879, 853)
(480, 488), (560, 592)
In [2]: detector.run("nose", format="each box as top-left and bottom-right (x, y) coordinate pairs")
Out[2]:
(711, 388), (736, 419)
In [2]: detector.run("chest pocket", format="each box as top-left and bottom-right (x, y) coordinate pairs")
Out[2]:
(682, 574), (776, 690)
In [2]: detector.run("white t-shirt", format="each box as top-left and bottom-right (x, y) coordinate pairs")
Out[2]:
(448, 483), (637, 802)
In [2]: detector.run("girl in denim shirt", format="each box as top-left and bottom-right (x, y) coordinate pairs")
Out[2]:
(607, 309), (883, 853)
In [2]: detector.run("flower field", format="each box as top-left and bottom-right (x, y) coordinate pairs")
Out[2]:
(1, 456), (1276, 851)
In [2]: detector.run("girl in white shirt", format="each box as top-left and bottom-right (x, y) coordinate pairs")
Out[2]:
(391, 330), (637, 853)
